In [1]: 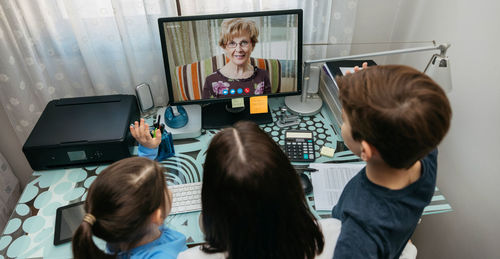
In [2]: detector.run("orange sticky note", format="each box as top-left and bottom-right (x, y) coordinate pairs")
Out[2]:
(249, 96), (268, 114)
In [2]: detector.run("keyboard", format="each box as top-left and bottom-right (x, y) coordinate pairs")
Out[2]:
(169, 182), (202, 215)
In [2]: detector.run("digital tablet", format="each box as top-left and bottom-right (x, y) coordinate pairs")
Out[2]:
(54, 201), (85, 245)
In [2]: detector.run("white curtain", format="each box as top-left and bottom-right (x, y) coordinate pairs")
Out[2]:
(179, 0), (359, 60)
(0, 0), (357, 142)
(0, 0), (176, 142)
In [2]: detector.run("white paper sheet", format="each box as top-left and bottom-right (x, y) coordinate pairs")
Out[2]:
(310, 163), (365, 211)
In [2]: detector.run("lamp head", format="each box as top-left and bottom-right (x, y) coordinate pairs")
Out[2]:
(424, 49), (452, 93)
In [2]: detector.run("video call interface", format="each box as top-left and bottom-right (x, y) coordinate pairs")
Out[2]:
(159, 11), (301, 104)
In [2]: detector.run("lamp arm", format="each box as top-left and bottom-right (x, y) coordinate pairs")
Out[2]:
(287, 42), (451, 115)
(301, 63), (311, 102)
(304, 43), (451, 65)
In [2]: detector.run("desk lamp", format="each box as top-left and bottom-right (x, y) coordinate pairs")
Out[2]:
(285, 42), (452, 115)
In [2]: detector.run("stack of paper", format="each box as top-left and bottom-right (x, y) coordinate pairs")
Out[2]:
(309, 163), (365, 211)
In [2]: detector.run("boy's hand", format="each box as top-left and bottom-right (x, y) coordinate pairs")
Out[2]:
(345, 62), (368, 75)
(130, 118), (162, 149)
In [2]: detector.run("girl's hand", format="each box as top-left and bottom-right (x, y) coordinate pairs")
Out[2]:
(130, 118), (162, 149)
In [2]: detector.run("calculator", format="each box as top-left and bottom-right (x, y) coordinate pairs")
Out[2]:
(284, 130), (315, 162)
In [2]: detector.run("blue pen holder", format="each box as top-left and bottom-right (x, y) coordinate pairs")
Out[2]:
(156, 130), (175, 161)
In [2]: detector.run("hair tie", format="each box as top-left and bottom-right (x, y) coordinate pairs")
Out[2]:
(83, 213), (96, 226)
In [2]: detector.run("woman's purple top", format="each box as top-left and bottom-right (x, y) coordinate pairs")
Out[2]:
(201, 66), (271, 99)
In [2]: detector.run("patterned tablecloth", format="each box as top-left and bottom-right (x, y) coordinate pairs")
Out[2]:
(0, 98), (452, 258)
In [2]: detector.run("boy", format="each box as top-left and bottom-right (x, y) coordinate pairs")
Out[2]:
(331, 65), (452, 258)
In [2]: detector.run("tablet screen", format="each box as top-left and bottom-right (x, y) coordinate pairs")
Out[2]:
(54, 201), (85, 245)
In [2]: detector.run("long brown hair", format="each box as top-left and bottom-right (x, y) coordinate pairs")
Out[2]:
(72, 157), (169, 258)
(201, 121), (324, 259)
(337, 65), (452, 168)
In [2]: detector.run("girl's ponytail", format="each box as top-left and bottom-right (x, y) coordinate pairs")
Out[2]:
(72, 218), (114, 259)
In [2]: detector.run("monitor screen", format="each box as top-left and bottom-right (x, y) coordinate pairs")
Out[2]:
(158, 9), (303, 105)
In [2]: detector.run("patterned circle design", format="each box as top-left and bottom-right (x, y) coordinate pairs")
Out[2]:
(303, 116), (310, 120)
(19, 184), (39, 203)
(315, 123), (323, 128)
(37, 172), (61, 188)
(317, 139), (325, 146)
(313, 117), (321, 122)
(278, 140), (285, 146)
(34, 228), (52, 243)
(299, 123), (306, 128)
(15, 204), (30, 216)
(317, 128), (324, 133)
(54, 181), (72, 195)
(318, 134), (326, 139)
(68, 170), (87, 182)
(272, 126), (280, 131)
(84, 176), (97, 188)
(41, 202), (62, 216)
(4, 218), (21, 235)
(0, 236), (12, 250)
(306, 120), (313, 125)
(22, 216), (45, 234)
(7, 235), (30, 258)
(272, 137), (279, 142)
(34, 191), (52, 209)
(95, 166), (107, 174)
(264, 127), (271, 132)
(63, 187), (85, 201)
(308, 126), (315, 131)
(271, 131), (278, 136)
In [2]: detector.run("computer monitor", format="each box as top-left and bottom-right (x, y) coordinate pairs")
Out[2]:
(158, 9), (303, 128)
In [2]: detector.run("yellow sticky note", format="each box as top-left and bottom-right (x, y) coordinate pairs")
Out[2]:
(250, 96), (268, 114)
(320, 146), (336, 157)
(232, 97), (244, 108)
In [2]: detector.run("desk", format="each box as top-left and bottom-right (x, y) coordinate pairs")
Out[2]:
(0, 98), (452, 258)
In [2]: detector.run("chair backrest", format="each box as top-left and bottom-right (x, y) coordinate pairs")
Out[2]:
(174, 54), (282, 101)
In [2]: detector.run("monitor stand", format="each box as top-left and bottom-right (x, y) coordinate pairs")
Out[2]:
(202, 99), (272, 129)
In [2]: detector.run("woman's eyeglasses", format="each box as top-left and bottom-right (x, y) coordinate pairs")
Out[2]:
(227, 40), (250, 49)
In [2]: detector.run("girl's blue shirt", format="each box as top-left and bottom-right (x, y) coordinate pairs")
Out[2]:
(108, 226), (187, 259)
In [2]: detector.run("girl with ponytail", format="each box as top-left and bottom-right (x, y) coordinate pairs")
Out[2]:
(71, 156), (187, 258)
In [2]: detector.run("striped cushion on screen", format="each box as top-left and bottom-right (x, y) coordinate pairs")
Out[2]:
(175, 55), (282, 101)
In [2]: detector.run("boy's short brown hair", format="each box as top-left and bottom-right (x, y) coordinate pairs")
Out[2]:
(337, 65), (452, 169)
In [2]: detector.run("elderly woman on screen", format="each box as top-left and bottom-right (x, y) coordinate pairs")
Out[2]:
(201, 18), (271, 99)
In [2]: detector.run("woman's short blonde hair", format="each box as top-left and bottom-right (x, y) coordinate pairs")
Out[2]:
(218, 18), (259, 48)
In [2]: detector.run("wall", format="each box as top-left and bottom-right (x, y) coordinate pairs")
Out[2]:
(351, 0), (500, 258)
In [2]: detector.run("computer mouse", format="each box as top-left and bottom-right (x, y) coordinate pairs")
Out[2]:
(164, 105), (188, 128)
(299, 173), (313, 195)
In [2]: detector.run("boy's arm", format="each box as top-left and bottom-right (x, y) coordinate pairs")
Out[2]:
(333, 217), (379, 259)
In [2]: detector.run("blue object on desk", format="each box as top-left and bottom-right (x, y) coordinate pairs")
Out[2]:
(157, 129), (175, 161)
(165, 106), (188, 128)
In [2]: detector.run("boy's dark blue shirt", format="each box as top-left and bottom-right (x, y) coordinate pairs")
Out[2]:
(331, 149), (438, 259)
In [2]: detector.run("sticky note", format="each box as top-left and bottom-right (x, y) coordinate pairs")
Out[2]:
(249, 96), (268, 114)
(320, 146), (336, 157)
(232, 97), (244, 108)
